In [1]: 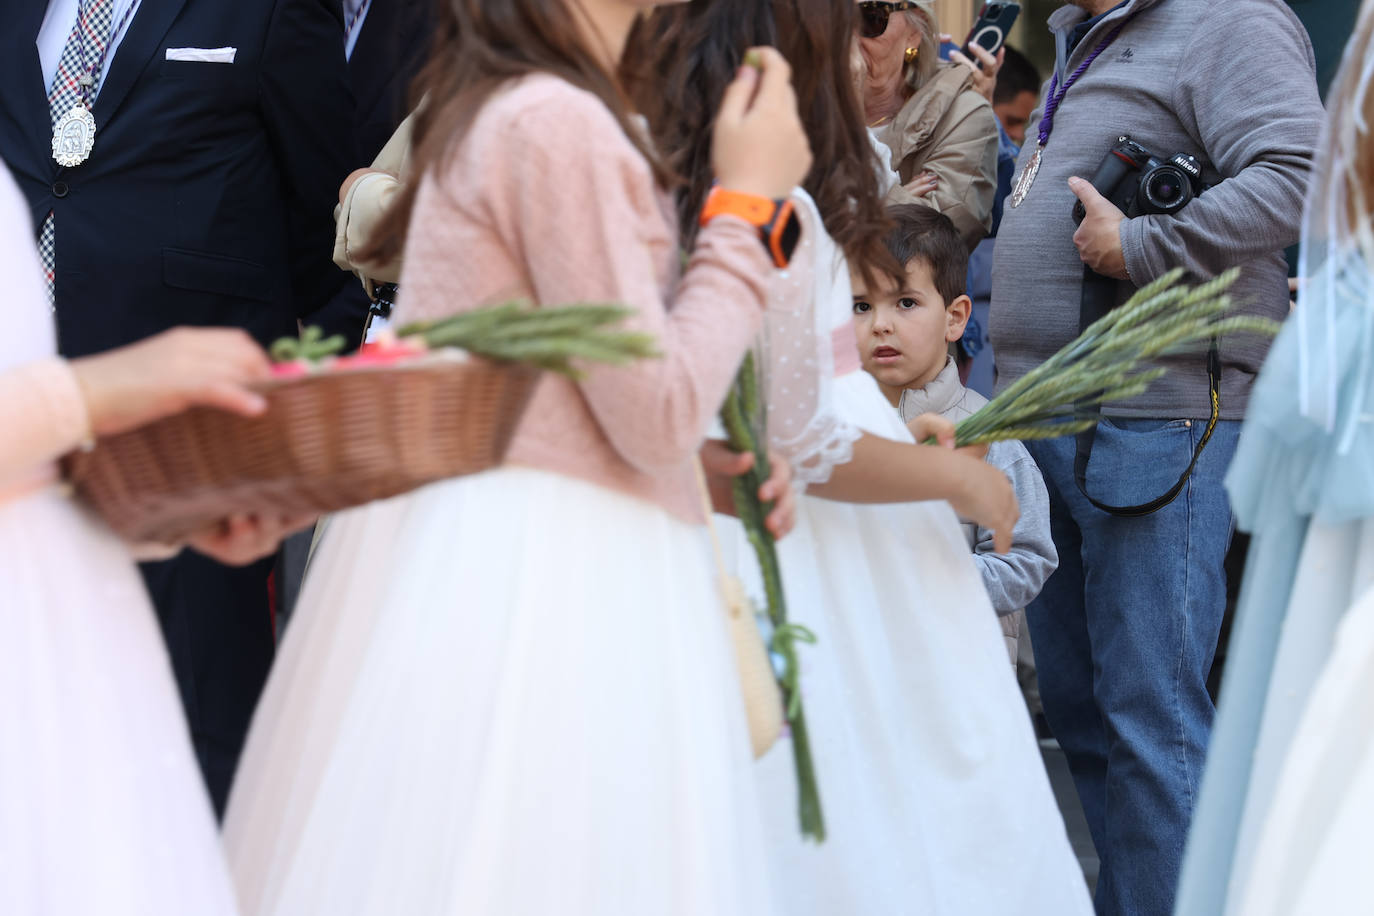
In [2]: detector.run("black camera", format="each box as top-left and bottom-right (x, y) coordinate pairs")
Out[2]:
(1073, 135), (1206, 223)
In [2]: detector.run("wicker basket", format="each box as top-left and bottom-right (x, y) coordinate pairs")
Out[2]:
(63, 353), (542, 544)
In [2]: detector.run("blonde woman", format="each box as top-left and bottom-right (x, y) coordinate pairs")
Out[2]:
(856, 0), (1000, 250)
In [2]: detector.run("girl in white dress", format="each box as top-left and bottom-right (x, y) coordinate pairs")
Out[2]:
(0, 158), (299, 915)
(222, 2), (813, 913)
(638, 2), (1094, 912)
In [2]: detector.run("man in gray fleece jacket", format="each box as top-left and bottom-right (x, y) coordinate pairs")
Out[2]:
(989, 1), (1323, 913)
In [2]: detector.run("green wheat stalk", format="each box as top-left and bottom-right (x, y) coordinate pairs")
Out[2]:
(936, 271), (1279, 449)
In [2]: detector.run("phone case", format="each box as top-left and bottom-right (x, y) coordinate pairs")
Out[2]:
(963, 2), (1021, 60)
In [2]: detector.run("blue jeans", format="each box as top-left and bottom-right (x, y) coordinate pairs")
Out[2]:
(1024, 418), (1240, 916)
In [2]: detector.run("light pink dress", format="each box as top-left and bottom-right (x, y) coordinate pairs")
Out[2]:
(0, 163), (237, 912)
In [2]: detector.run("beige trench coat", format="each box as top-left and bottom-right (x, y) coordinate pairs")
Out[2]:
(876, 63), (1000, 252)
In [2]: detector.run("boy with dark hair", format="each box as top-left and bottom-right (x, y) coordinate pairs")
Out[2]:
(853, 204), (1057, 666)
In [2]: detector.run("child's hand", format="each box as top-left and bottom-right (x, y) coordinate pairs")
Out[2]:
(699, 440), (797, 539)
(70, 328), (272, 438)
(187, 512), (316, 567)
(910, 413), (989, 460)
(950, 460), (1019, 554)
(958, 442), (990, 461)
(908, 412), (957, 448)
(713, 46), (812, 200)
(758, 450), (797, 538)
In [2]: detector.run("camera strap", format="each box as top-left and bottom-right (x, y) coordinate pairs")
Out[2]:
(359, 282), (398, 345)
(1072, 269), (1222, 517)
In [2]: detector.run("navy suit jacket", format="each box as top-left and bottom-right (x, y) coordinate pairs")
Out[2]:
(0, 0), (362, 358)
(317, 0), (431, 336)
(349, 0), (431, 162)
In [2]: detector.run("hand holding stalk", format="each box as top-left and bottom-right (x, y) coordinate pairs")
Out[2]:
(720, 350), (825, 842)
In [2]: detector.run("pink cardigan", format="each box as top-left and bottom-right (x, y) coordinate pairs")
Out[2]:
(395, 75), (774, 522)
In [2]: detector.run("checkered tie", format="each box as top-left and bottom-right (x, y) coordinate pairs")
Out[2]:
(40, 0), (116, 308)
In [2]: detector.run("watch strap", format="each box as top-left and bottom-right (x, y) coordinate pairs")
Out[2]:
(699, 187), (801, 268)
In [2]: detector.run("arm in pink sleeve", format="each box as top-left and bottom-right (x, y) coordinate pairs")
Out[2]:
(0, 358), (92, 489)
(488, 92), (775, 472)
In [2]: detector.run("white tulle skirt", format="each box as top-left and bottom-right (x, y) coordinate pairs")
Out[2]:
(0, 488), (237, 915)
(746, 370), (1093, 915)
(224, 467), (774, 915)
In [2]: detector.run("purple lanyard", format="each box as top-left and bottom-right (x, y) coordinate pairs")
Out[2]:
(1036, 14), (1136, 148)
(75, 0), (140, 102)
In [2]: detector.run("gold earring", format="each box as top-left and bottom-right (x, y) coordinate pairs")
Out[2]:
(904, 47), (919, 63)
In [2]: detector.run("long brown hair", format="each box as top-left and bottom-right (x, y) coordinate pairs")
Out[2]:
(358, 0), (673, 267)
(628, 0), (902, 286)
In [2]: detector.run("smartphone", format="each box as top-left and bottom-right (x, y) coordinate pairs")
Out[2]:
(962, 1), (1021, 64)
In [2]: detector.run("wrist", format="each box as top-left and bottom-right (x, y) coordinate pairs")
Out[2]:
(700, 186), (801, 269)
(65, 358), (105, 443)
(941, 447), (981, 508)
(714, 178), (790, 200)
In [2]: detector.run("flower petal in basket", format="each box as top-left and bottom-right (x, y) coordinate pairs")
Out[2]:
(62, 353), (541, 544)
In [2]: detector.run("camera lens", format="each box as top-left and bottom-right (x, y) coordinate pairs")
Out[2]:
(1142, 165), (1193, 213)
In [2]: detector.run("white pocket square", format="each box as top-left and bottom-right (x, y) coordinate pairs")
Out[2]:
(165, 47), (236, 63)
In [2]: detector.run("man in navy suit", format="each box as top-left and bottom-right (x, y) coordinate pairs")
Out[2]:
(276, 0), (434, 626)
(0, 0), (361, 814)
(315, 0), (432, 336)
(346, 0), (430, 162)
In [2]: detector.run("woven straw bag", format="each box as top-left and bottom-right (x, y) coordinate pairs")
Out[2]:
(691, 459), (784, 759)
(64, 354), (541, 544)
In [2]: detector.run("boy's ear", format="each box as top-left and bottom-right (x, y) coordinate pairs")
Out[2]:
(945, 294), (973, 343)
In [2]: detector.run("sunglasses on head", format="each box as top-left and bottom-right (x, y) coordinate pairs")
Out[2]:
(857, 1), (918, 39)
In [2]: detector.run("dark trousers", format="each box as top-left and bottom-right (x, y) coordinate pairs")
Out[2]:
(140, 551), (276, 817)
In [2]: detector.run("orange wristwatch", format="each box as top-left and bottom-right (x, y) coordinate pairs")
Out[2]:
(699, 186), (802, 269)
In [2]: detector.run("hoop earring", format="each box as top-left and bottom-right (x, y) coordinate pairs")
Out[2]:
(904, 47), (919, 64)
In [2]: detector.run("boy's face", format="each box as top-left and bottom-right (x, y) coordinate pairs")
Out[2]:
(852, 257), (971, 393)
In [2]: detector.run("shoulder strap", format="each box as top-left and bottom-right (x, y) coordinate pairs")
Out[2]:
(1073, 269), (1221, 518)
(691, 457), (736, 595)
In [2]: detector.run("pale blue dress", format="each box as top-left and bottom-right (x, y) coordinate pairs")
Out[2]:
(1175, 248), (1374, 915)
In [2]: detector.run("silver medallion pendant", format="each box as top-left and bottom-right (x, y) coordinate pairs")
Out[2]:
(52, 106), (97, 168)
(1009, 145), (1044, 209)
